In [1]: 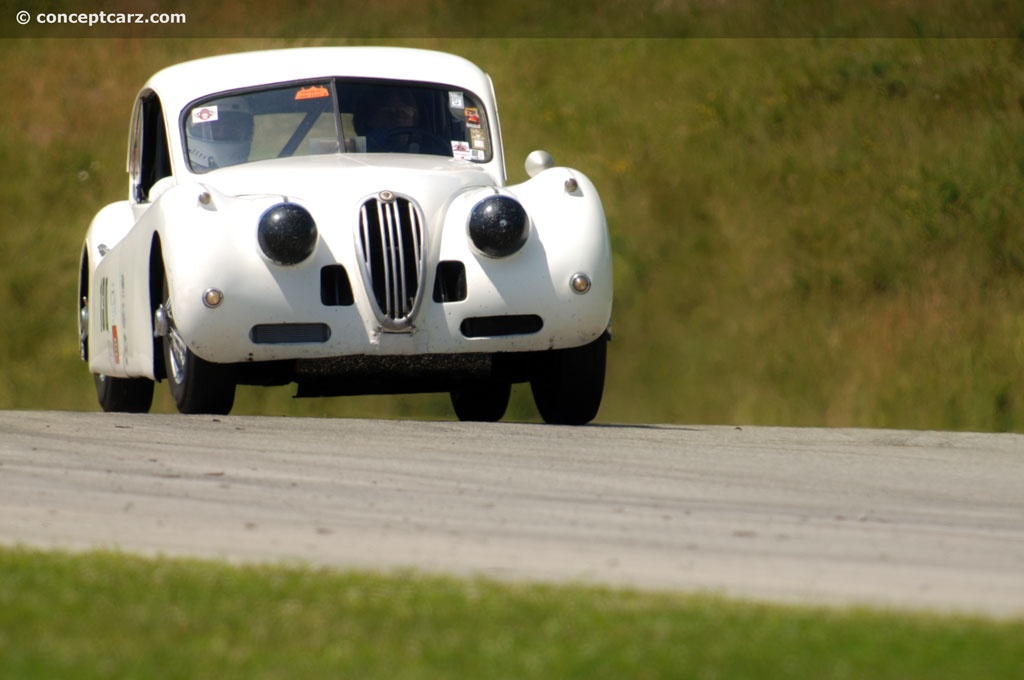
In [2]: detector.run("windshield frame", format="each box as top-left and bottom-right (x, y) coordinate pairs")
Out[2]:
(180, 77), (493, 174)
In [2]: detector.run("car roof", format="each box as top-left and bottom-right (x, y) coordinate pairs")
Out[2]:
(140, 46), (507, 186)
(144, 46), (496, 112)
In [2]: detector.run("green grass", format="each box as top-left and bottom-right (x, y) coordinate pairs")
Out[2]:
(2, 10), (1024, 430)
(1, 547), (1022, 680)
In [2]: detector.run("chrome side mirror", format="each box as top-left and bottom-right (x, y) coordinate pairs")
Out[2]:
(524, 150), (554, 178)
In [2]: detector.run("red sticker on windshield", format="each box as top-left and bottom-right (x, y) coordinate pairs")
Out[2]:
(191, 106), (218, 123)
(295, 85), (330, 100)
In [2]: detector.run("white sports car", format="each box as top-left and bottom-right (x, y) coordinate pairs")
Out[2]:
(79, 46), (613, 424)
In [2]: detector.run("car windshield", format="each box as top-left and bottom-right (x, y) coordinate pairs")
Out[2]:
(183, 79), (491, 173)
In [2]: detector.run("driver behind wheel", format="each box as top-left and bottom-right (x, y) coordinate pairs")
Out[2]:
(354, 88), (420, 152)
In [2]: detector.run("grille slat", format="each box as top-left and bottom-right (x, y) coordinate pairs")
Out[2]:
(395, 204), (408, 317)
(358, 194), (425, 330)
(377, 201), (393, 317)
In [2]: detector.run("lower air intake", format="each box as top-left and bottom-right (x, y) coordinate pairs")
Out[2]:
(250, 323), (331, 344)
(460, 315), (543, 338)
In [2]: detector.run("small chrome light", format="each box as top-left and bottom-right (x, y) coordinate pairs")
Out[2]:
(198, 191), (212, 205)
(524, 150), (555, 178)
(570, 273), (592, 294)
(564, 178), (579, 193)
(202, 288), (224, 308)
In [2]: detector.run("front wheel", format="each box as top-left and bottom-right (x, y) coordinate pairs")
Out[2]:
(94, 373), (154, 413)
(162, 282), (235, 415)
(530, 335), (607, 425)
(450, 381), (511, 422)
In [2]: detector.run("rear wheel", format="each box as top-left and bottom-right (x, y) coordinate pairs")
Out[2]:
(94, 373), (154, 413)
(162, 281), (235, 415)
(530, 335), (607, 425)
(450, 381), (511, 422)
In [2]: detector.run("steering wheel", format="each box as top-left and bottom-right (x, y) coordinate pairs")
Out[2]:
(382, 127), (452, 156)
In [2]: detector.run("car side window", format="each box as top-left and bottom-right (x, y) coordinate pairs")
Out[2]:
(130, 92), (172, 203)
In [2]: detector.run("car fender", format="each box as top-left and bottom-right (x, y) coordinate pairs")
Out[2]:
(509, 166), (612, 269)
(153, 182), (288, 360)
(83, 200), (133, 267)
(434, 167), (612, 348)
(84, 200), (145, 378)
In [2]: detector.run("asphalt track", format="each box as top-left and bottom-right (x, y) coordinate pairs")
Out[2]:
(1, 410), (1022, 617)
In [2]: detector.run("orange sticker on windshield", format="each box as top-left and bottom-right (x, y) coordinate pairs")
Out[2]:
(295, 85), (329, 100)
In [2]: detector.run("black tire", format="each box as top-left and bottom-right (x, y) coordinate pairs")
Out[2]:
(94, 373), (154, 413)
(162, 282), (236, 415)
(530, 335), (607, 425)
(450, 381), (511, 422)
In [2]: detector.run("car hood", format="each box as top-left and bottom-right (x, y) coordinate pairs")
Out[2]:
(193, 154), (498, 210)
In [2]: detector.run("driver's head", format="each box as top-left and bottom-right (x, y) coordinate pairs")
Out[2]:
(368, 89), (418, 130)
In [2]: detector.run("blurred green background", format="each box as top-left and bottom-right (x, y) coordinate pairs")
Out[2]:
(2, 2), (1023, 430)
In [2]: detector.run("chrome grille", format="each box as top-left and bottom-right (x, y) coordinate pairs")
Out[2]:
(357, 193), (425, 330)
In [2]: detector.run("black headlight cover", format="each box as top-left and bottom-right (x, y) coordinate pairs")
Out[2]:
(468, 195), (528, 258)
(258, 203), (318, 265)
